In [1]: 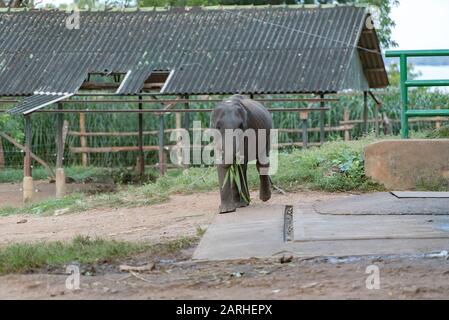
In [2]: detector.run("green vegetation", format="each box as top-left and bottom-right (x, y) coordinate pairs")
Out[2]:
(0, 166), (114, 184)
(4, 88), (448, 171)
(0, 165), (156, 185)
(0, 138), (384, 216)
(0, 235), (197, 274)
(425, 125), (449, 139)
(270, 138), (384, 192)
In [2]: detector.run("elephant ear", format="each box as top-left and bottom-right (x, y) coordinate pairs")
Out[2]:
(235, 100), (249, 130)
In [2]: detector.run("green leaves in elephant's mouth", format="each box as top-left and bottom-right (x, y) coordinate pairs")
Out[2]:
(222, 164), (250, 205)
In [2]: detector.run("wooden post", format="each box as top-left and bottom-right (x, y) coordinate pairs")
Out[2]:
(23, 115), (33, 203)
(138, 95), (145, 176)
(24, 116), (32, 177)
(79, 112), (88, 167)
(300, 111), (308, 149)
(183, 94), (190, 170)
(363, 91), (369, 135)
(343, 107), (350, 141)
(56, 102), (66, 198)
(56, 103), (64, 169)
(319, 93), (325, 145)
(0, 137), (4, 168)
(175, 110), (182, 166)
(158, 114), (165, 175)
(436, 106), (441, 129)
(374, 103), (380, 137)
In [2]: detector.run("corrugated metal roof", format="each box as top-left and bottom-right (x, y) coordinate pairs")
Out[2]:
(0, 6), (388, 114)
(10, 93), (74, 115)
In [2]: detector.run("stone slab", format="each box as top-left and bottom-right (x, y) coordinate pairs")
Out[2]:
(193, 204), (287, 261)
(314, 192), (449, 216)
(286, 205), (449, 258)
(193, 194), (449, 261)
(391, 191), (449, 199)
(294, 208), (449, 241)
(365, 139), (449, 190)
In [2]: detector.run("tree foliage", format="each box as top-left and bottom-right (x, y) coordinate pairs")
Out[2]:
(387, 62), (421, 87)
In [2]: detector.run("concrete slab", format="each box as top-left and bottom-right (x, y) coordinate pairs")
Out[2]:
(193, 204), (287, 261)
(286, 205), (449, 258)
(364, 139), (449, 190)
(193, 193), (449, 261)
(314, 192), (449, 216)
(391, 191), (449, 199)
(294, 208), (449, 241)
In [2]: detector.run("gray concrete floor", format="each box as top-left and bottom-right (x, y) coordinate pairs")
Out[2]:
(194, 192), (449, 261)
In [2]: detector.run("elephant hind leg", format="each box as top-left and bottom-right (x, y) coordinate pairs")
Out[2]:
(257, 162), (271, 202)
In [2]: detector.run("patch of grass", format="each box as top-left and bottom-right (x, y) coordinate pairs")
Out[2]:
(0, 235), (198, 274)
(270, 137), (384, 192)
(425, 125), (449, 139)
(416, 176), (449, 192)
(0, 167), (48, 183)
(0, 166), (157, 185)
(0, 235), (146, 274)
(0, 166), (114, 184)
(0, 138), (385, 216)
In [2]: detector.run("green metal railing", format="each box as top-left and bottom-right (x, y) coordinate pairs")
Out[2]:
(385, 49), (449, 138)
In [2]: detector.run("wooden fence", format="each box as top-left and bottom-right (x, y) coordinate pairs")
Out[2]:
(1, 107), (448, 172)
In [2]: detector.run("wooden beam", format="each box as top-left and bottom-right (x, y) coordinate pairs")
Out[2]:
(23, 115), (32, 177)
(365, 68), (387, 73)
(79, 112), (88, 167)
(183, 94), (190, 170)
(34, 107), (331, 114)
(70, 146), (161, 153)
(0, 137), (4, 168)
(319, 93), (325, 145)
(159, 115), (165, 175)
(363, 91), (369, 135)
(138, 95), (145, 176)
(56, 103), (64, 169)
(343, 108), (350, 141)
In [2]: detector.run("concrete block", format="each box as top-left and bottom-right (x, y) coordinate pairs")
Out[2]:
(23, 176), (33, 203)
(365, 139), (449, 190)
(55, 168), (66, 198)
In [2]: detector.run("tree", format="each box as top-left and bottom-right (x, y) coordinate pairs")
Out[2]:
(0, 0), (27, 7)
(387, 62), (421, 87)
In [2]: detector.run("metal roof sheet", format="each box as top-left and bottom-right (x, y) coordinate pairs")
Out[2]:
(9, 93), (73, 115)
(0, 6), (388, 114)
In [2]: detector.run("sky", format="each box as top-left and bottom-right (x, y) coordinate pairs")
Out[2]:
(36, 0), (449, 51)
(390, 0), (449, 50)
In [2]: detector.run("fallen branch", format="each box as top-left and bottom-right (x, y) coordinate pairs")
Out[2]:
(119, 263), (155, 273)
(129, 271), (153, 284)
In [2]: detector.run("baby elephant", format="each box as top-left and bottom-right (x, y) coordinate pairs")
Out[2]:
(210, 95), (272, 214)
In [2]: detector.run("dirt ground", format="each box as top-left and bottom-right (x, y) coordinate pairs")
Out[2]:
(1, 250), (449, 300)
(0, 185), (448, 300)
(0, 180), (106, 208)
(0, 187), (345, 245)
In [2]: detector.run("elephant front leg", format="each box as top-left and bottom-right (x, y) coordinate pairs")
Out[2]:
(257, 162), (271, 202)
(235, 163), (250, 208)
(217, 165), (237, 214)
